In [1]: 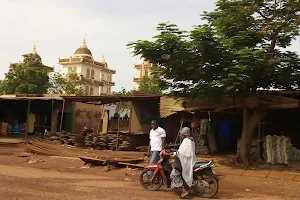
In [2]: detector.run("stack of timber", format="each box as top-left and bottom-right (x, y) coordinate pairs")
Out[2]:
(25, 139), (146, 169)
(45, 131), (85, 147)
(136, 146), (149, 152)
(25, 139), (145, 160)
(44, 131), (135, 151)
(84, 132), (95, 148)
(98, 134), (133, 151)
(25, 139), (63, 156)
(79, 156), (144, 169)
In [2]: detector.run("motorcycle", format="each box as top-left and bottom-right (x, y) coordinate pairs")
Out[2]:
(139, 151), (219, 198)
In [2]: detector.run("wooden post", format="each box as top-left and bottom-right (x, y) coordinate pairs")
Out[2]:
(102, 110), (109, 134)
(59, 99), (65, 132)
(257, 122), (261, 159)
(128, 101), (132, 133)
(50, 100), (54, 131)
(97, 104), (105, 134)
(116, 101), (121, 151)
(26, 100), (31, 139)
(51, 109), (59, 133)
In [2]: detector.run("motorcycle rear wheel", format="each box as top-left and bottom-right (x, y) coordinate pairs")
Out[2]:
(194, 171), (219, 198)
(139, 169), (163, 191)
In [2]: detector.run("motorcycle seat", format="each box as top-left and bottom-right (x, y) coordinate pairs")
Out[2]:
(193, 161), (212, 170)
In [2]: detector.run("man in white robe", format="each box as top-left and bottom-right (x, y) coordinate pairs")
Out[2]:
(171, 127), (196, 198)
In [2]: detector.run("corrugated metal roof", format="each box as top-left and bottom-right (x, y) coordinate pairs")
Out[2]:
(0, 96), (63, 100)
(62, 95), (161, 103)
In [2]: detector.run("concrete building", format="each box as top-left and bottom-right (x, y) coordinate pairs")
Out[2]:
(133, 60), (152, 88)
(58, 39), (116, 96)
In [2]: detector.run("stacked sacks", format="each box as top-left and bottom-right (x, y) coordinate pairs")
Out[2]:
(274, 135), (282, 164)
(198, 138), (209, 155)
(265, 135), (274, 164)
(288, 146), (300, 161)
(84, 132), (94, 148)
(264, 135), (291, 165)
(282, 136), (291, 164)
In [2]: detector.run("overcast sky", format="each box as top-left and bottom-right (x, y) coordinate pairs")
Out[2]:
(0, 0), (299, 92)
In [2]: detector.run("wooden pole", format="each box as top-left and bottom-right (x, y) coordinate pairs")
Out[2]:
(116, 101), (121, 151)
(59, 99), (65, 132)
(174, 118), (184, 146)
(128, 101), (132, 132)
(97, 104), (105, 134)
(26, 100), (31, 139)
(258, 122), (261, 159)
(50, 100), (54, 132)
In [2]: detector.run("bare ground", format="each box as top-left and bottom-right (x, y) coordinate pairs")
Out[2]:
(0, 142), (299, 200)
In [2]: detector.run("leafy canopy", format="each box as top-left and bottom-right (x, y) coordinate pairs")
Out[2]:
(48, 71), (84, 95)
(0, 54), (49, 94)
(112, 87), (132, 113)
(128, 0), (300, 98)
(138, 72), (163, 95)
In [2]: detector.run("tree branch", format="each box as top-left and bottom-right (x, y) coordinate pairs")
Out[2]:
(256, 10), (268, 20)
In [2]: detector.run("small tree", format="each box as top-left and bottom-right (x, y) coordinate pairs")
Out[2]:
(0, 54), (49, 94)
(128, 0), (300, 165)
(49, 71), (84, 95)
(138, 71), (163, 95)
(112, 87), (131, 113)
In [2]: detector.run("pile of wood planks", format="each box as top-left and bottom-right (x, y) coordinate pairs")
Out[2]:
(45, 131), (85, 147)
(86, 133), (133, 151)
(24, 139), (146, 169)
(79, 156), (145, 169)
(45, 131), (134, 151)
(24, 139), (145, 160)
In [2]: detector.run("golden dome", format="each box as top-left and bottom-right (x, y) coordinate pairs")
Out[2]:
(99, 54), (108, 67)
(74, 39), (93, 58)
(100, 54), (106, 63)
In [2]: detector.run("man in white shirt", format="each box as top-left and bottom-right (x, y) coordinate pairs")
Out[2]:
(148, 120), (166, 164)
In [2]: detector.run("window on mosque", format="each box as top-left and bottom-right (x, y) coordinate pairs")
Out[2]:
(90, 87), (94, 96)
(85, 86), (89, 95)
(73, 67), (77, 73)
(91, 69), (95, 79)
(68, 67), (72, 74)
(86, 68), (90, 78)
(101, 74), (104, 80)
(145, 70), (149, 76)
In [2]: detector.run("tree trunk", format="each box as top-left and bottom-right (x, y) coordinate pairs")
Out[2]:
(235, 106), (267, 166)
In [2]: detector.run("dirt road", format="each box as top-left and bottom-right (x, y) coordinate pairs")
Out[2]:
(0, 141), (299, 199)
(0, 164), (299, 200)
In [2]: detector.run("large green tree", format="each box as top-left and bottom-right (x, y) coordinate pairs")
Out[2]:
(128, 0), (300, 165)
(48, 71), (84, 95)
(0, 54), (49, 94)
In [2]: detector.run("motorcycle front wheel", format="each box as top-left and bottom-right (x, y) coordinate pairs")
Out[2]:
(194, 171), (219, 198)
(139, 169), (163, 191)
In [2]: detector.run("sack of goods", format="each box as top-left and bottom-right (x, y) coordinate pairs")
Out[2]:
(264, 135), (300, 165)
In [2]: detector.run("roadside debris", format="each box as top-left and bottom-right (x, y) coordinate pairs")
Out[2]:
(124, 177), (133, 182)
(17, 153), (32, 158)
(103, 164), (116, 172)
(26, 157), (44, 164)
(80, 163), (93, 169)
(79, 156), (145, 170)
